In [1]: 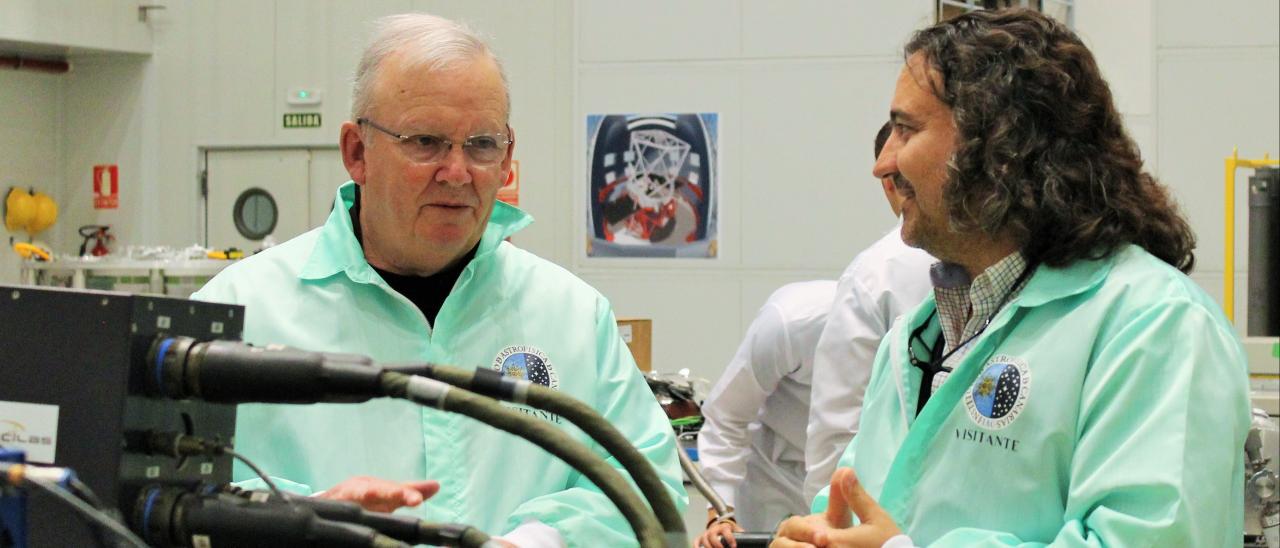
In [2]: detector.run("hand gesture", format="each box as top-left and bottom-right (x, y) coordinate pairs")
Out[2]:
(770, 468), (901, 547)
(695, 513), (744, 548)
(317, 475), (440, 513)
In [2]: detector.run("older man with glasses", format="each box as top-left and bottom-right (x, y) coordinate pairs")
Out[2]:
(194, 12), (685, 547)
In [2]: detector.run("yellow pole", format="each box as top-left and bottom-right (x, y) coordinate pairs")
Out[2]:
(1224, 150), (1280, 326)
(1225, 149), (1237, 323)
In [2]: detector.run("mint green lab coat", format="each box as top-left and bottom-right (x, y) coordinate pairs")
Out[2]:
(812, 245), (1249, 546)
(194, 183), (686, 546)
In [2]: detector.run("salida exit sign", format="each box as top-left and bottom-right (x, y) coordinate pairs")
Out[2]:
(283, 113), (322, 128)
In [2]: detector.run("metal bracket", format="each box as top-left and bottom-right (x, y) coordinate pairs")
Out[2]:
(138, 4), (167, 23)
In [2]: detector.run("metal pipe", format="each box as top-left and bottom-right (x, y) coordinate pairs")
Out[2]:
(1223, 149), (1280, 324)
(1248, 167), (1279, 336)
(676, 441), (730, 517)
(0, 56), (71, 74)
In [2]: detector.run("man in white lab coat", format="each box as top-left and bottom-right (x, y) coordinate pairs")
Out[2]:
(695, 124), (934, 548)
(697, 279), (836, 546)
(802, 124), (935, 503)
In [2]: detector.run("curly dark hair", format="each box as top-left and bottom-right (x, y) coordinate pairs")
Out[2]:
(875, 120), (893, 160)
(904, 8), (1195, 272)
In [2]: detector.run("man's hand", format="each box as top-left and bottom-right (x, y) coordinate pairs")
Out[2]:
(695, 507), (744, 548)
(770, 468), (901, 548)
(317, 475), (440, 513)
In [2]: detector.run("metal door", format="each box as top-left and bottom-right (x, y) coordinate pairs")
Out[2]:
(205, 149), (311, 250)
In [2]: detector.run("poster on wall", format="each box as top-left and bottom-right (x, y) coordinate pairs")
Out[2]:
(586, 113), (718, 258)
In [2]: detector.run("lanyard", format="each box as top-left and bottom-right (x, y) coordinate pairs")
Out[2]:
(907, 262), (1036, 416)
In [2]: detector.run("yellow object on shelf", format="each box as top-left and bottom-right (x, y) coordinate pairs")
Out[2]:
(26, 192), (58, 234)
(5, 188), (34, 232)
(4, 187), (59, 235)
(13, 242), (52, 262)
(1224, 148), (1280, 323)
(207, 248), (245, 260)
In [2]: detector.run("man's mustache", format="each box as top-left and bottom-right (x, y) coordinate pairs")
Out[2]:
(892, 174), (915, 198)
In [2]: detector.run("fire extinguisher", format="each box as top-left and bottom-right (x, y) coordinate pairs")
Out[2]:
(78, 225), (113, 257)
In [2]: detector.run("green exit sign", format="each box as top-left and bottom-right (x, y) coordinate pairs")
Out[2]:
(283, 113), (322, 128)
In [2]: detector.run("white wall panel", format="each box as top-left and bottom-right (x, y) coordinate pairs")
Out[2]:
(577, 64), (742, 268)
(1124, 114), (1156, 172)
(577, 1), (741, 62)
(1157, 0), (1280, 49)
(0, 71), (63, 284)
(270, 0), (412, 147)
(0, 0), (62, 46)
(1156, 51), (1280, 276)
(273, 0), (336, 145)
(0, 0), (151, 55)
(327, 1), (413, 125)
(308, 148), (347, 228)
(59, 57), (147, 253)
(60, 0), (152, 55)
(740, 60), (902, 269)
(188, 0), (276, 144)
(740, 0), (931, 59)
(582, 273), (744, 381)
(1075, 0), (1154, 115)
(145, 0), (202, 248)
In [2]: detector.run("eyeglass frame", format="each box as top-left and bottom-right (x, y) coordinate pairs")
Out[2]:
(356, 117), (513, 166)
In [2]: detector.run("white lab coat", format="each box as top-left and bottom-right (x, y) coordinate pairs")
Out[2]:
(803, 224), (934, 502)
(697, 280), (836, 531)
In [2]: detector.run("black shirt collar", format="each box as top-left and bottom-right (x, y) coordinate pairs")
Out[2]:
(349, 186), (478, 326)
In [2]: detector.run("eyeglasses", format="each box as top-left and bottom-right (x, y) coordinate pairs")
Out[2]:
(357, 117), (512, 166)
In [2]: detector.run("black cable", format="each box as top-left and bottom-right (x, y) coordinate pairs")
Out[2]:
(66, 476), (112, 548)
(3, 463), (112, 547)
(145, 339), (669, 545)
(381, 371), (667, 548)
(142, 432), (492, 547)
(135, 486), (411, 548)
(23, 477), (147, 548)
(67, 476), (106, 510)
(126, 429), (296, 507)
(233, 489), (498, 548)
(222, 446), (290, 503)
(415, 363), (686, 543)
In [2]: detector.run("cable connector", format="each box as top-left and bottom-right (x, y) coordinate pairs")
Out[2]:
(125, 430), (225, 459)
(2, 462), (75, 488)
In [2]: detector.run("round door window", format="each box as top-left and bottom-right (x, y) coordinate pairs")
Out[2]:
(232, 187), (278, 240)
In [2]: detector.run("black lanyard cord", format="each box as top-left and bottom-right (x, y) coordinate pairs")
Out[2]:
(908, 261), (1037, 416)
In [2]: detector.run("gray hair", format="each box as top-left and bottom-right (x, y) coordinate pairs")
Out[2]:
(350, 13), (510, 121)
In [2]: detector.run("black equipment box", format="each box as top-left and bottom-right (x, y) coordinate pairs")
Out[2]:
(0, 285), (243, 546)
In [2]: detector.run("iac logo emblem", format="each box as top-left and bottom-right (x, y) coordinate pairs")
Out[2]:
(492, 345), (559, 390)
(491, 346), (564, 425)
(963, 355), (1030, 430)
(0, 401), (60, 463)
(1, 419), (53, 446)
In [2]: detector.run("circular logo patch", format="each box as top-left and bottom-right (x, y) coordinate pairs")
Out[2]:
(492, 345), (559, 390)
(963, 355), (1030, 430)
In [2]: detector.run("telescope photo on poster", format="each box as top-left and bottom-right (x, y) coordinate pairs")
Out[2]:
(586, 113), (718, 258)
